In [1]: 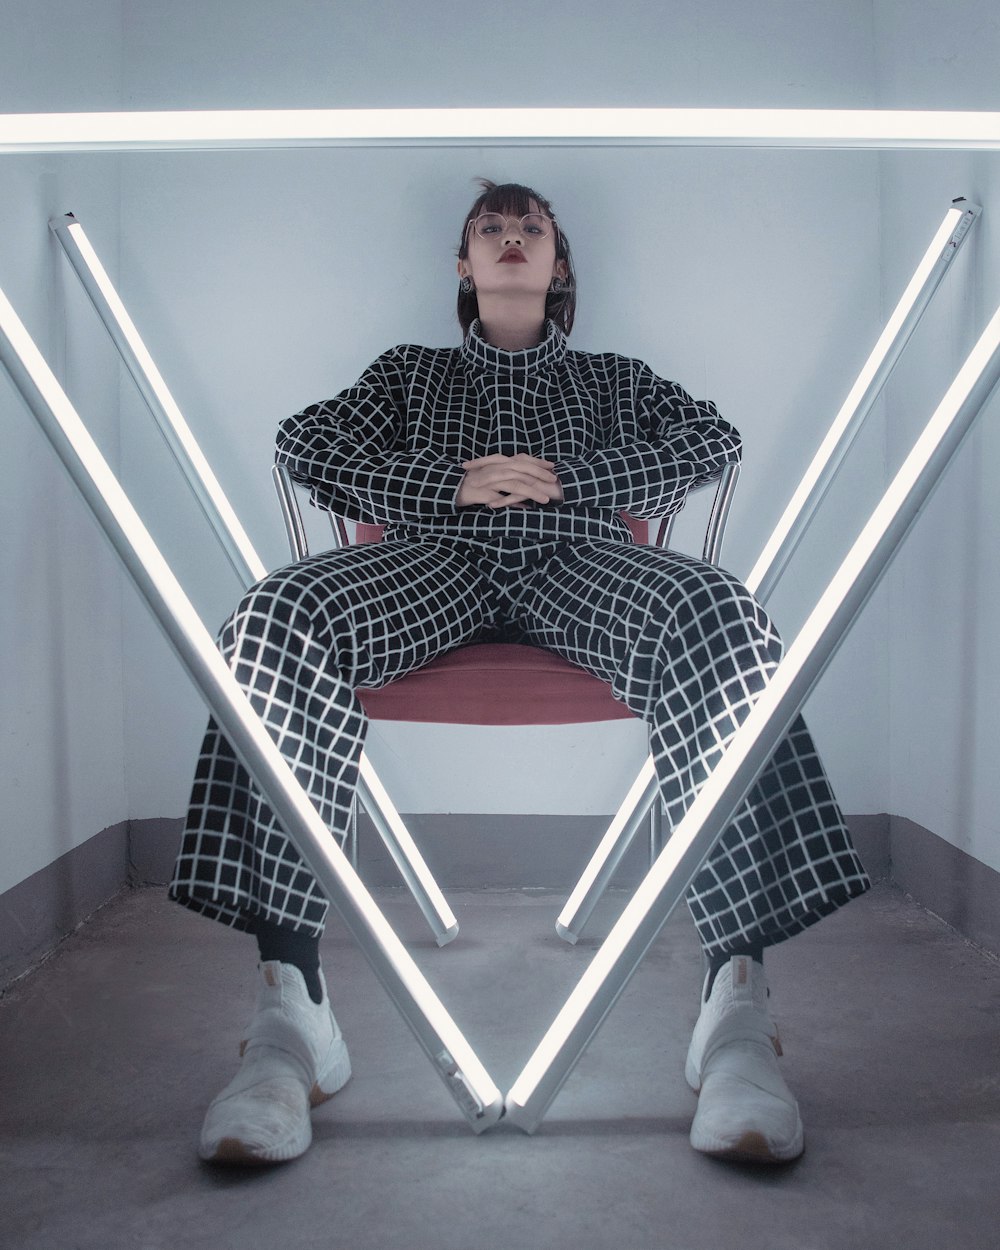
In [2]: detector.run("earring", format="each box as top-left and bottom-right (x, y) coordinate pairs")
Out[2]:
(460, 275), (474, 294)
(549, 276), (566, 293)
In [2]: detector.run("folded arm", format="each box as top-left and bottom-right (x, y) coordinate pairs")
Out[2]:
(552, 371), (742, 519)
(275, 351), (466, 525)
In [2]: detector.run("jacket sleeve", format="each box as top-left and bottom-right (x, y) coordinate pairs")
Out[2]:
(552, 366), (742, 519)
(274, 349), (466, 525)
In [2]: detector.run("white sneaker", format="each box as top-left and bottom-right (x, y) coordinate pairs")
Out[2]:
(685, 955), (803, 1163)
(199, 960), (352, 1165)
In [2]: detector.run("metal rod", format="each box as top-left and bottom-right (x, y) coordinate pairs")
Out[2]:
(271, 461), (313, 560)
(49, 213), (266, 587)
(508, 300), (1000, 1132)
(555, 199), (980, 944)
(700, 463), (740, 565)
(0, 284), (501, 1131)
(4, 108), (1000, 153)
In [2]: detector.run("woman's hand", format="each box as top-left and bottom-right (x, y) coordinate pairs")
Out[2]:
(457, 454), (564, 509)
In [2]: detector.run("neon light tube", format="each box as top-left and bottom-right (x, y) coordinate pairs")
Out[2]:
(53, 219), (459, 945)
(50, 214), (266, 586)
(0, 285), (499, 1131)
(2, 108), (1000, 153)
(555, 198), (981, 945)
(746, 199), (981, 602)
(508, 300), (1000, 1132)
(357, 759), (459, 946)
(555, 760), (658, 944)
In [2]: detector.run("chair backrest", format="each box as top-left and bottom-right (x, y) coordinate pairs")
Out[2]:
(272, 461), (739, 567)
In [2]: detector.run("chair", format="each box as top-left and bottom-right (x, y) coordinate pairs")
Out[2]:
(272, 460), (739, 934)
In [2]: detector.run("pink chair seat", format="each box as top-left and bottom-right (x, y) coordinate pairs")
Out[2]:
(358, 642), (635, 726)
(353, 518), (644, 726)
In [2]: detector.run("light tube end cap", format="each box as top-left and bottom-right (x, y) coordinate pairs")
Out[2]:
(501, 1095), (540, 1135)
(555, 920), (580, 945)
(434, 921), (460, 947)
(469, 1092), (506, 1134)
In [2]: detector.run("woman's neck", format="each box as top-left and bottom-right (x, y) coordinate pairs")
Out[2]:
(475, 299), (547, 352)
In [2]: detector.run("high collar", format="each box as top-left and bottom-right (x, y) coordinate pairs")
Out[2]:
(460, 319), (567, 374)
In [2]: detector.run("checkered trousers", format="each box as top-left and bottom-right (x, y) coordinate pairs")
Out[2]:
(169, 534), (869, 958)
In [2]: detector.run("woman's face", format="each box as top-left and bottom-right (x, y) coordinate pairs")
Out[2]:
(457, 199), (567, 302)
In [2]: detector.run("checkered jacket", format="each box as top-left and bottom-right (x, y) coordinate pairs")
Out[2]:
(275, 319), (742, 544)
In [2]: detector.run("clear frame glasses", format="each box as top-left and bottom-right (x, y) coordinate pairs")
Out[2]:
(468, 212), (555, 240)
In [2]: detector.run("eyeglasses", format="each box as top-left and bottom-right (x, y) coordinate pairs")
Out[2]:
(468, 212), (556, 240)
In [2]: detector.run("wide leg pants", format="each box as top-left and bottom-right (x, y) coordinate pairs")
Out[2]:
(169, 535), (869, 958)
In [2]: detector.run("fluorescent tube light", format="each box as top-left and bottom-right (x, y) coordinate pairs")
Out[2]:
(2, 108), (1000, 153)
(53, 215), (459, 944)
(509, 300), (1000, 1131)
(0, 283), (498, 1130)
(51, 214), (266, 586)
(555, 198), (981, 944)
(746, 200), (981, 601)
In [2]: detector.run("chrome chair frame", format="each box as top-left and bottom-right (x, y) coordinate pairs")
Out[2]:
(272, 459), (740, 918)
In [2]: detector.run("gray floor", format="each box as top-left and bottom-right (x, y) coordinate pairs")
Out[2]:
(1, 882), (999, 1250)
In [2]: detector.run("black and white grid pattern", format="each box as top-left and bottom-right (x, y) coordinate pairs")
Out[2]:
(170, 323), (869, 956)
(274, 318), (743, 544)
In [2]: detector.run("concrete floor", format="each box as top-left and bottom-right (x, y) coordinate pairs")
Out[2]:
(1, 883), (999, 1250)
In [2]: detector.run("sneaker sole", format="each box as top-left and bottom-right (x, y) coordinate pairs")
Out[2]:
(693, 1127), (804, 1164)
(204, 1134), (311, 1166)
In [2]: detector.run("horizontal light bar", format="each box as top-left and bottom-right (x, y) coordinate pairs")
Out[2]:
(50, 214), (267, 586)
(0, 283), (499, 1131)
(747, 199), (981, 601)
(508, 299), (1000, 1131)
(3, 109), (1000, 153)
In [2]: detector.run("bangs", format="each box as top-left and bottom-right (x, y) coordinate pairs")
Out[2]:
(475, 182), (548, 220)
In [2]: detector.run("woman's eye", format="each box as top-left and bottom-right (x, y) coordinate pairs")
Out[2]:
(525, 225), (544, 236)
(482, 224), (501, 234)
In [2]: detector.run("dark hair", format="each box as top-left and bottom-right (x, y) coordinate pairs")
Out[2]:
(456, 178), (577, 337)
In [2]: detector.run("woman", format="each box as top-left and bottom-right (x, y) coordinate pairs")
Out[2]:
(170, 180), (869, 1166)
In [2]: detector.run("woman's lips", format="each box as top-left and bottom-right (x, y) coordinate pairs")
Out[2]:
(499, 249), (527, 263)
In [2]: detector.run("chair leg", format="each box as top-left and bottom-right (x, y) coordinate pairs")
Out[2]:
(347, 794), (359, 870)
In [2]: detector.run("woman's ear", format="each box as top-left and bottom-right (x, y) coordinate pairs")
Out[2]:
(553, 258), (568, 282)
(457, 259), (469, 280)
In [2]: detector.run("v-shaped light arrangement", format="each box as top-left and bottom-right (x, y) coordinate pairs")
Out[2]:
(3, 109), (1000, 1132)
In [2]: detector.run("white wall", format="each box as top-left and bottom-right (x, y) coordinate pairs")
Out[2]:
(113, 0), (886, 825)
(12, 0), (997, 899)
(0, 1), (127, 893)
(873, 0), (1000, 871)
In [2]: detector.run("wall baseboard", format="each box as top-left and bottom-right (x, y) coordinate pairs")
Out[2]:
(889, 815), (1000, 956)
(0, 821), (129, 988)
(4, 810), (996, 990)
